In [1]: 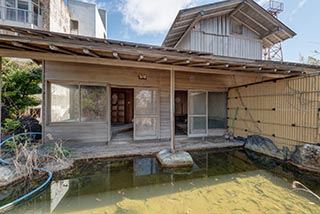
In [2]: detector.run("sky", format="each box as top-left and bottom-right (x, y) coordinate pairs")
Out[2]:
(83, 0), (319, 62)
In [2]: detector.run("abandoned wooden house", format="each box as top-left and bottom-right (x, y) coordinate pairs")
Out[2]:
(0, 0), (319, 150)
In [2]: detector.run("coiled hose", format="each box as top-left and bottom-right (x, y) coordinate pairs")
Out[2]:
(0, 132), (52, 212)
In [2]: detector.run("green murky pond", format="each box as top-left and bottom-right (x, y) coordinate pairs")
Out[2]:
(2, 149), (320, 213)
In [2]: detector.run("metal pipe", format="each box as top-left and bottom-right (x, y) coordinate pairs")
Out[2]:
(0, 132), (52, 213)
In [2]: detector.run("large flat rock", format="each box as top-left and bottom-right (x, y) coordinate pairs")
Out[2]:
(156, 150), (193, 168)
(290, 144), (320, 171)
(244, 135), (285, 160)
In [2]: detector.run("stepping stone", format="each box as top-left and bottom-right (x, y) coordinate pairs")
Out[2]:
(156, 149), (193, 168)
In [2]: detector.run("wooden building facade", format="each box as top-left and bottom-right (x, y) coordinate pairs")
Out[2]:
(0, 0), (319, 150)
(0, 24), (318, 148)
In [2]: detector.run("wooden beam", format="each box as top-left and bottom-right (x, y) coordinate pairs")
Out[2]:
(272, 33), (283, 42)
(189, 62), (210, 67)
(262, 27), (280, 39)
(173, 59), (191, 65)
(49, 45), (77, 55)
(244, 67), (263, 71)
(179, 0), (243, 19)
(200, 9), (233, 20)
(229, 2), (245, 17)
(137, 54), (144, 62)
(264, 38), (274, 47)
(168, 24), (190, 36)
(0, 43), (24, 51)
(0, 33), (212, 62)
(174, 13), (203, 48)
(0, 49), (292, 79)
(227, 65), (247, 70)
(209, 64), (230, 69)
(170, 69), (175, 153)
(155, 57), (167, 63)
(231, 16), (261, 36)
(165, 30), (187, 41)
(237, 10), (269, 31)
(83, 48), (99, 57)
(244, 0), (279, 27)
(112, 51), (121, 60)
(174, 17), (195, 28)
(12, 42), (47, 52)
(281, 28), (294, 38)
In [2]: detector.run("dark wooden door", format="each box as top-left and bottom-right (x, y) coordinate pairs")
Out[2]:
(111, 88), (133, 124)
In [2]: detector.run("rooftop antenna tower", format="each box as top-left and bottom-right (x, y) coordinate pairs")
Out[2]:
(263, 0), (284, 61)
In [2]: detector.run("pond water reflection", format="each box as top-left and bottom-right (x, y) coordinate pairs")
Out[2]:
(3, 149), (320, 214)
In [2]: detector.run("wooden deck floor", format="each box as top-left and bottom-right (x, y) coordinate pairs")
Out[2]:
(67, 137), (244, 160)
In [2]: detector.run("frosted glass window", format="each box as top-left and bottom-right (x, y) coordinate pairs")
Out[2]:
(135, 90), (157, 115)
(189, 117), (207, 135)
(81, 86), (107, 122)
(51, 84), (79, 122)
(189, 92), (206, 115)
(134, 118), (157, 137)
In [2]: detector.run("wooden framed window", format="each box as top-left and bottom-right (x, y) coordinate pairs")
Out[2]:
(49, 83), (107, 123)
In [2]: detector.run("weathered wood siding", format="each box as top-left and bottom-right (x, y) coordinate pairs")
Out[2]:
(44, 61), (171, 143)
(175, 71), (270, 91)
(178, 15), (263, 59)
(228, 75), (320, 149)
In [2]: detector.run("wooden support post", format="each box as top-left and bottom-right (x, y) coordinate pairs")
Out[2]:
(170, 69), (175, 153)
(41, 60), (45, 144)
(0, 57), (2, 142)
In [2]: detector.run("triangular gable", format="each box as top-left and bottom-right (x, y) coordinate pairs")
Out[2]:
(162, 0), (296, 48)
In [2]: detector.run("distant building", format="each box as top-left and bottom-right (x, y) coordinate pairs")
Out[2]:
(0, 0), (107, 38)
(67, 0), (107, 39)
(162, 0), (294, 60)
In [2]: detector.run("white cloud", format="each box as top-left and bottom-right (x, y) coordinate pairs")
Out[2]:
(118, 0), (279, 35)
(119, 0), (200, 35)
(290, 0), (307, 20)
(76, 0), (96, 4)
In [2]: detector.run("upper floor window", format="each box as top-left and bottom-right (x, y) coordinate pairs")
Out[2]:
(231, 20), (243, 35)
(5, 0), (15, 7)
(18, 0), (28, 10)
(5, 0), (29, 10)
(71, 19), (79, 34)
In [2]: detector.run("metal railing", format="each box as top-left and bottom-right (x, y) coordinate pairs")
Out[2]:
(0, 6), (42, 27)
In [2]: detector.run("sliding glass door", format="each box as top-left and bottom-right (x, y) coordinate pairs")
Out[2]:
(188, 91), (208, 137)
(133, 88), (159, 140)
